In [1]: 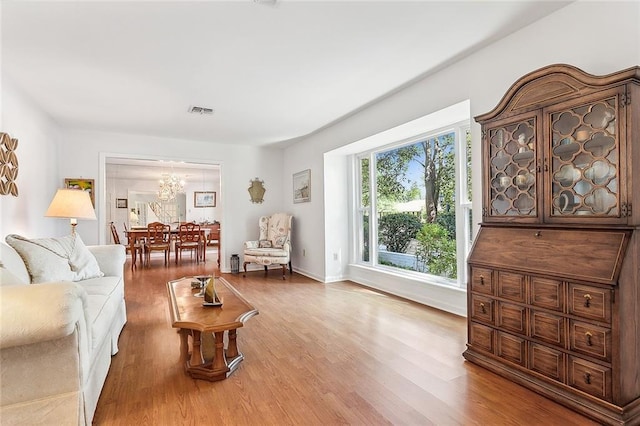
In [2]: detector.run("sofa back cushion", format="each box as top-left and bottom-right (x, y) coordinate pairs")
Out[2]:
(5, 234), (103, 283)
(0, 243), (30, 286)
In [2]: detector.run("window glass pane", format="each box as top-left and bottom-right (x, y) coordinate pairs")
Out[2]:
(374, 133), (457, 279)
(360, 211), (370, 262)
(360, 157), (370, 207)
(358, 157), (371, 263)
(468, 208), (474, 246)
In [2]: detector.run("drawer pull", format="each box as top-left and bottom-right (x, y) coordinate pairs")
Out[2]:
(480, 302), (486, 314)
(584, 372), (592, 385)
(534, 231), (541, 238)
(584, 294), (592, 308)
(480, 275), (485, 285)
(585, 331), (593, 346)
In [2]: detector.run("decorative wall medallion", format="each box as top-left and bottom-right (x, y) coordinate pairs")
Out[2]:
(0, 132), (19, 196)
(248, 177), (265, 203)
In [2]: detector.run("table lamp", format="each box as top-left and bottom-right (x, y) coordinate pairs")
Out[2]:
(45, 188), (97, 234)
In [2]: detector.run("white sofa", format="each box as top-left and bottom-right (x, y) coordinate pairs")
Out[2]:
(0, 236), (126, 426)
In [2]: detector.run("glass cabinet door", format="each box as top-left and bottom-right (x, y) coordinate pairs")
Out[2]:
(486, 114), (539, 220)
(547, 89), (624, 221)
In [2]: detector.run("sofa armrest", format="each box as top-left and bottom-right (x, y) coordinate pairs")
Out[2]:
(0, 282), (89, 349)
(244, 240), (259, 249)
(87, 244), (125, 277)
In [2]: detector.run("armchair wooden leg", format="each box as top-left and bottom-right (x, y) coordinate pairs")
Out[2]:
(243, 262), (248, 277)
(281, 264), (286, 279)
(289, 261), (292, 274)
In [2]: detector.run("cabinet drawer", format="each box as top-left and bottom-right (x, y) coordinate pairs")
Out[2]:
(530, 277), (564, 312)
(497, 302), (526, 335)
(569, 284), (611, 324)
(570, 320), (611, 362)
(530, 310), (566, 348)
(470, 267), (493, 295)
(568, 356), (612, 401)
(497, 332), (527, 367)
(530, 343), (565, 382)
(469, 322), (494, 354)
(470, 295), (494, 325)
(497, 271), (526, 303)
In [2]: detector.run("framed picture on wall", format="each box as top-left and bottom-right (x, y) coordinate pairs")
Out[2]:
(293, 169), (310, 203)
(194, 191), (216, 208)
(116, 198), (128, 209)
(65, 178), (95, 207)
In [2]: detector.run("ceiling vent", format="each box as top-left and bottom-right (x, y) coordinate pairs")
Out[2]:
(188, 106), (215, 115)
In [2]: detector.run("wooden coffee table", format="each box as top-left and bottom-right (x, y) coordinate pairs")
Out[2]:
(167, 276), (258, 381)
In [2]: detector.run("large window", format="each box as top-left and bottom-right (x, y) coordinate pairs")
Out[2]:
(355, 121), (472, 288)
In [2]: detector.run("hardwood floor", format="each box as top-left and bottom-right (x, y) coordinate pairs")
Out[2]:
(93, 254), (597, 425)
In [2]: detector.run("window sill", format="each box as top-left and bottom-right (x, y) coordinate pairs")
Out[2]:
(347, 263), (467, 317)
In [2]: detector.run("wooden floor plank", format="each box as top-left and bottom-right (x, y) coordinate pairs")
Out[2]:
(93, 255), (597, 425)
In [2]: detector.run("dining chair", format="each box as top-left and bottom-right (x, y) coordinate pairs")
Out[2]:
(175, 223), (202, 264)
(110, 221), (143, 268)
(206, 222), (221, 266)
(144, 222), (171, 266)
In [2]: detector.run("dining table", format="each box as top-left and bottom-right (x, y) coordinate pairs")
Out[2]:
(125, 225), (220, 268)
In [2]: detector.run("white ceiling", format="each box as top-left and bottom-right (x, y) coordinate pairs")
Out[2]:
(2, 1), (571, 149)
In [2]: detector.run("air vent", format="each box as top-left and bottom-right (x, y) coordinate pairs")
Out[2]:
(188, 106), (215, 115)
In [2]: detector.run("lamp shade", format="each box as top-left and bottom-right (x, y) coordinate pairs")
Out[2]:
(45, 189), (96, 220)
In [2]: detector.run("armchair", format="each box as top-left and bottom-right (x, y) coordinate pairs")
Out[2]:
(243, 213), (292, 279)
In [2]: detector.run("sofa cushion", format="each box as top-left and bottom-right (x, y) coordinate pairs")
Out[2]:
(5, 234), (103, 283)
(75, 276), (123, 352)
(0, 243), (30, 286)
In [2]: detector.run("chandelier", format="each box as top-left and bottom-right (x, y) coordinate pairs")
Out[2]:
(157, 173), (185, 201)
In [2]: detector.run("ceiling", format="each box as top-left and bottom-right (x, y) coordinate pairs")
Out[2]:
(2, 1), (572, 149)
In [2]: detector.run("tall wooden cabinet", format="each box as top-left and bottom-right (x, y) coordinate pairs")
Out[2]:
(464, 64), (640, 425)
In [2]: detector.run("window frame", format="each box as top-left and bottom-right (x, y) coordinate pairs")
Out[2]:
(353, 120), (471, 288)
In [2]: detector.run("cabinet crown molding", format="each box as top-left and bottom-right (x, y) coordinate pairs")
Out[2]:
(475, 64), (640, 123)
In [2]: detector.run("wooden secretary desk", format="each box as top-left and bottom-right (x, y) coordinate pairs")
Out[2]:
(464, 64), (640, 425)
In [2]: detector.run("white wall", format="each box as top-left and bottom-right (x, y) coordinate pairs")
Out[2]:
(1, 76), (64, 240)
(284, 0), (640, 315)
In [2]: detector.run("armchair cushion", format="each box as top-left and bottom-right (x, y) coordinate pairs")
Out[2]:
(6, 234), (103, 283)
(244, 240), (259, 249)
(244, 247), (289, 257)
(258, 240), (272, 248)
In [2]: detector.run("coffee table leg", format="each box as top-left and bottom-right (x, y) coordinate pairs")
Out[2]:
(227, 329), (239, 359)
(179, 329), (189, 361)
(212, 331), (227, 373)
(190, 330), (205, 366)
